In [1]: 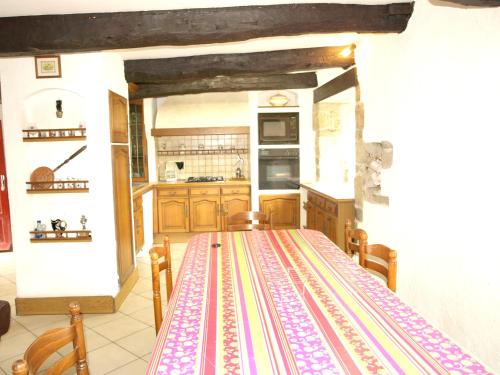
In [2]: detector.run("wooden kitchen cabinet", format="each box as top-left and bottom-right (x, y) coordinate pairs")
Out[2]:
(157, 197), (189, 233)
(302, 186), (354, 250)
(259, 194), (300, 229)
(190, 196), (221, 232)
(133, 195), (144, 253)
(221, 194), (251, 231)
(155, 183), (250, 233)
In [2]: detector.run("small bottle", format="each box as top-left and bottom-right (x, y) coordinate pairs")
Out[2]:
(34, 220), (44, 239)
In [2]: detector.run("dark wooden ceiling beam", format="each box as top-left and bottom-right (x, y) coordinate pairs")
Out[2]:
(0, 3), (414, 57)
(130, 72), (318, 99)
(125, 46), (354, 84)
(314, 67), (358, 103)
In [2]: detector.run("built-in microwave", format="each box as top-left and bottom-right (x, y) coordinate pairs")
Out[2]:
(258, 112), (299, 145)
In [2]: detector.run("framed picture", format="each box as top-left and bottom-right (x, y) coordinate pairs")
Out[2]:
(35, 55), (61, 78)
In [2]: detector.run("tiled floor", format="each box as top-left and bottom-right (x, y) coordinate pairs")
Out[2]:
(0, 241), (188, 375)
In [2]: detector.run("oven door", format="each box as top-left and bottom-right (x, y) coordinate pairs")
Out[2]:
(259, 149), (300, 190)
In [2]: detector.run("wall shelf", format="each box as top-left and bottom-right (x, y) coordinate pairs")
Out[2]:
(22, 128), (86, 142)
(157, 148), (248, 156)
(26, 180), (89, 193)
(30, 230), (92, 242)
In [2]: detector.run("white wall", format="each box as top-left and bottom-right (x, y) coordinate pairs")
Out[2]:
(155, 92), (250, 128)
(357, 2), (500, 372)
(0, 52), (128, 297)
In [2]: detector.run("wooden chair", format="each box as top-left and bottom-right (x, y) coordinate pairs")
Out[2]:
(11, 302), (88, 375)
(226, 211), (273, 231)
(344, 219), (368, 258)
(360, 244), (398, 292)
(150, 236), (174, 335)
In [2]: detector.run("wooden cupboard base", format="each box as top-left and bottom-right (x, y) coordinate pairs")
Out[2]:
(15, 268), (139, 315)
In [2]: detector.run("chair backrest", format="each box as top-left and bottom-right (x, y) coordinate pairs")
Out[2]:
(361, 244), (397, 292)
(344, 219), (368, 258)
(150, 236), (173, 335)
(11, 302), (88, 375)
(226, 211), (273, 231)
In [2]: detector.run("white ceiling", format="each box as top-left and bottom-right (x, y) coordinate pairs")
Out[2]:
(0, 0), (408, 17)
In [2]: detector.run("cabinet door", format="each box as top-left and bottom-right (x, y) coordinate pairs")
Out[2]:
(259, 194), (300, 229)
(111, 145), (134, 285)
(325, 213), (338, 244)
(109, 91), (129, 143)
(190, 197), (221, 232)
(158, 197), (189, 233)
(305, 201), (316, 229)
(221, 194), (250, 231)
(315, 208), (327, 236)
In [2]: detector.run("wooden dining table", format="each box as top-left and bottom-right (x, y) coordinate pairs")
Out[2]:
(146, 229), (491, 374)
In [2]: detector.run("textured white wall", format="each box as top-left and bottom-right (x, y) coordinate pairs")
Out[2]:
(356, 2), (500, 372)
(155, 92), (250, 128)
(0, 52), (128, 297)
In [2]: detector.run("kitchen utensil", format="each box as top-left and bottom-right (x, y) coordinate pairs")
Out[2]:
(30, 145), (87, 189)
(165, 161), (177, 182)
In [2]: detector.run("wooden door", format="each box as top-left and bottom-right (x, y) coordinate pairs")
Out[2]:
(111, 145), (134, 285)
(109, 90), (129, 143)
(133, 196), (144, 253)
(190, 197), (221, 232)
(259, 194), (300, 229)
(221, 195), (250, 231)
(158, 197), (189, 233)
(0, 121), (12, 252)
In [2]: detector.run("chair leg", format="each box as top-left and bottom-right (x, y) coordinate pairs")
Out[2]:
(69, 302), (89, 375)
(150, 251), (163, 335)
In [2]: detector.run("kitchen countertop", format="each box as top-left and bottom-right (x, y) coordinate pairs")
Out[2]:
(301, 182), (354, 201)
(155, 179), (250, 187)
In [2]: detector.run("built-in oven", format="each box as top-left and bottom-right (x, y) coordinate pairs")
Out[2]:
(258, 112), (299, 145)
(259, 148), (300, 190)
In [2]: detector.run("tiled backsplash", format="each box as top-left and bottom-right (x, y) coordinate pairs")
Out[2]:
(156, 134), (249, 181)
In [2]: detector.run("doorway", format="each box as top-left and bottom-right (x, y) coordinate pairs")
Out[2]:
(0, 120), (12, 252)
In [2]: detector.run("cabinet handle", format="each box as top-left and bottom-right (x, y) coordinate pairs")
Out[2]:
(185, 204), (188, 216)
(216, 203), (219, 216)
(232, 190), (238, 194)
(0, 175), (5, 192)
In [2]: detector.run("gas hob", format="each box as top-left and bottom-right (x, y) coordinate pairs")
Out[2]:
(186, 176), (224, 183)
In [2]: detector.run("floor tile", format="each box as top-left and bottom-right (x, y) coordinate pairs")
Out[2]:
(1, 319), (30, 340)
(131, 278), (153, 294)
(142, 352), (153, 363)
(106, 358), (148, 375)
(83, 312), (126, 329)
(138, 290), (153, 301)
(57, 328), (111, 356)
(86, 343), (137, 374)
(14, 314), (67, 331)
(29, 316), (73, 336)
(0, 331), (37, 361)
(91, 315), (148, 342)
(118, 293), (152, 315)
(128, 306), (155, 327)
(115, 327), (156, 357)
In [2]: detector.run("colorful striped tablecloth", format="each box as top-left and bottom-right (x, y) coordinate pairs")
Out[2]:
(146, 229), (491, 374)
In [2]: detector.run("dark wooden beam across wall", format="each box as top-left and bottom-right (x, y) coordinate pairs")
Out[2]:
(125, 46), (353, 84)
(130, 72), (318, 99)
(314, 67), (358, 103)
(0, 3), (414, 57)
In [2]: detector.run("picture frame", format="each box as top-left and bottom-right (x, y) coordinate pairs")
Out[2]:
(35, 55), (61, 78)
